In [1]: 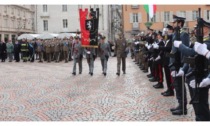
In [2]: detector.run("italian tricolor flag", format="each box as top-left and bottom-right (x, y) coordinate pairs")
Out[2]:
(143, 5), (157, 19)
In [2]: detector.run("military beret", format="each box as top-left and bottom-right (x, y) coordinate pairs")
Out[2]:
(173, 15), (186, 22)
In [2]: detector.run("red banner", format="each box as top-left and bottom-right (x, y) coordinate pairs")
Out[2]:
(79, 9), (90, 46)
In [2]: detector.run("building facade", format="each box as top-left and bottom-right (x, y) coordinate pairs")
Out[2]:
(35, 5), (109, 38)
(123, 5), (210, 38)
(0, 5), (35, 42)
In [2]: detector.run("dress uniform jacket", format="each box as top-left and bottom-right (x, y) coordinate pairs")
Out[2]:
(99, 42), (111, 59)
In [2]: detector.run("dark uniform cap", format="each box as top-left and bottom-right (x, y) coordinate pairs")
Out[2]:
(166, 24), (173, 30)
(157, 31), (163, 37)
(200, 18), (210, 28)
(173, 15), (186, 22)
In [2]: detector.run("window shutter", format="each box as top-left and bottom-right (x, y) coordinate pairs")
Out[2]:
(176, 11), (180, 16)
(169, 11), (173, 22)
(203, 10), (207, 20)
(161, 12), (164, 22)
(130, 13), (133, 23)
(138, 13), (142, 23)
(186, 11), (192, 21)
(155, 12), (159, 22)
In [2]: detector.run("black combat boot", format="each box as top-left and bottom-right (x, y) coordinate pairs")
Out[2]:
(170, 104), (181, 112)
(163, 90), (174, 96)
(153, 83), (164, 89)
(172, 106), (187, 115)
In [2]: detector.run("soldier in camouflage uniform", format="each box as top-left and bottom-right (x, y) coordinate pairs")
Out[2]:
(54, 38), (61, 62)
(45, 40), (52, 62)
(50, 38), (55, 61)
(37, 39), (44, 63)
(63, 37), (70, 63)
(115, 33), (128, 76)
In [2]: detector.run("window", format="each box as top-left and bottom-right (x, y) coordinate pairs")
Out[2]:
(4, 18), (8, 28)
(18, 9), (20, 16)
(151, 14), (156, 22)
(4, 6), (7, 13)
(43, 20), (48, 31)
(62, 5), (67, 12)
(43, 5), (47, 12)
(23, 11), (25, 17)
(207, 10), (210, 20)
(11, 7), (14, 14)
(94, 5), (99, 9)
(63, 19), (68, 28)
(133, 13), (138, 23)
(180, 11), (186, 18)
(192, 11), (198, 20)
(131, 5), (139, 9)
(17, 20), (21, 29)
(164, 11), (170, 21)
(12, 20), (15, 28)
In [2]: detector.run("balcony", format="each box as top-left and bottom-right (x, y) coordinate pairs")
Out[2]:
(40, 12), (50, 18)
(132, 22), (139, 30)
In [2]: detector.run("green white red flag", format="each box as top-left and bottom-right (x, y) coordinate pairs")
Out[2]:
(143, 5), (157, 19)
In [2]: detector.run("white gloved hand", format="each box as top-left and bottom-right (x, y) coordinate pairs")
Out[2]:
(199, 77), (210, 88)
(135, 41), (140, 45)
(176, 68), (184, 76)
(174, 40), (182, 48)
(148, 45), (152, 49)
(153, 43), (159, 49)
(149, 57), (154, 61)
(189, 80), (196, 88)
(194, 42), (209, 57)
(145, 43), (148, 47)
(171, 71), (177, 77)
(155, 55), (161, 61)
(193, 42), (201, 52)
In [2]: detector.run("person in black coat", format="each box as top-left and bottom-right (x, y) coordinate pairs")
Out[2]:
(14, 40), (21, 62)
(1, 41), (7, 62)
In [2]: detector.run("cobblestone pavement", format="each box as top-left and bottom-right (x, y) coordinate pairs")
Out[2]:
(0, 56), (204, 121)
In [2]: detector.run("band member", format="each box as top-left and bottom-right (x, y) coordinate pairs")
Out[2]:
(98, 36), (111, 76)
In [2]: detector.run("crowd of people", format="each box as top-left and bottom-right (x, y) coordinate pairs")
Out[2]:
(131, 14), (210, 121)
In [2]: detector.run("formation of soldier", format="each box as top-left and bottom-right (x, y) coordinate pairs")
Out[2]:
(0, 34), (128, 76)
(132, 14), (210, 121)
